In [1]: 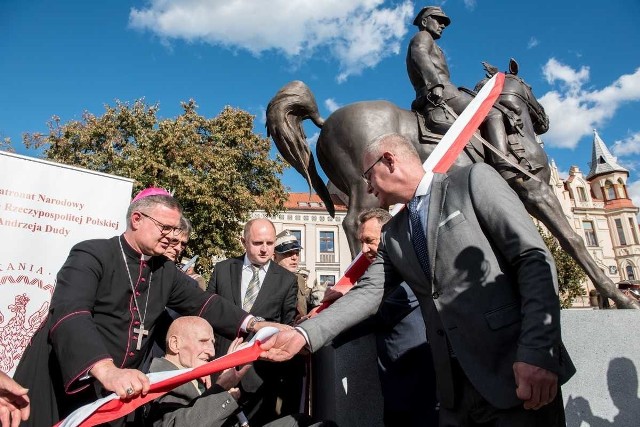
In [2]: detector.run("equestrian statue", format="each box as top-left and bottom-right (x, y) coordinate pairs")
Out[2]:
(266, 6), (639, 309)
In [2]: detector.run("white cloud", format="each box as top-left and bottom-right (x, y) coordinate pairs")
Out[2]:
(129, 0), (413, 82)
(627, 179), (640, 215)
(258, 106), (267, 125)
(527, 37), (539, 49)
(307, 131), (320, 148)
(463, 0), (477, 11)
(324, 98), (341, 113)
(539, 59), (640, 148)
(542, 58), (590, 94)
(612, 132), (640, 157)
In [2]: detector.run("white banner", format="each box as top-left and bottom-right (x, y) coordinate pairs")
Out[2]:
(0, 151), (134, 376)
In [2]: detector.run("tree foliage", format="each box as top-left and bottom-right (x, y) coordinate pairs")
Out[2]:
(537, 225), (587, 308)
(24, 99), (287, 275)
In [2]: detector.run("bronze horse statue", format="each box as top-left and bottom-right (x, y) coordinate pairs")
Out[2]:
(266, 60), (639, 309)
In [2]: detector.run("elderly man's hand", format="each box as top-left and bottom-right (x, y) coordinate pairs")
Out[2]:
(216, 365), (251, 391)
(0, 372), (30, 427)
(513, 362), (558, 410)
(259, 329), (307, 362)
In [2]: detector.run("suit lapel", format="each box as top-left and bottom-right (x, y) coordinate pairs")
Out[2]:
(395, 209), (428, 285)
(426, 173), (448, 283)
(231, 257), (243, 306)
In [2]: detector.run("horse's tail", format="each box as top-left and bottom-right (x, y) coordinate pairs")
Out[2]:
(266, 81), (336, 216)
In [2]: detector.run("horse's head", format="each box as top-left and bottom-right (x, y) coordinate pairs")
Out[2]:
(476, 59), (549, 135)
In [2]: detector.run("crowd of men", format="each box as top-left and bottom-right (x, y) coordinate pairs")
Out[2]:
(2, 5), (577, 427)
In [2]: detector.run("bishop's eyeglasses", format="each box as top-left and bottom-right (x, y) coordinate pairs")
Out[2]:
(139, 212), (183, 236)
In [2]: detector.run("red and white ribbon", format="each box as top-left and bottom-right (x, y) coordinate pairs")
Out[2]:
(56, 327), (280, 427)
(312, 72), (505, 314)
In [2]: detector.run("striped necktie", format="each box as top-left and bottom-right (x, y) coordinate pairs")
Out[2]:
(243, 265), (261, 311)
(408, 196), (430, 277)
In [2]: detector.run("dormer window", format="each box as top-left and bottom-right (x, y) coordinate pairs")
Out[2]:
(605, 180), (616, 200)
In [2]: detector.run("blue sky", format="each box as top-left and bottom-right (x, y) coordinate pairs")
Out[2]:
(2, 0), (639, 203)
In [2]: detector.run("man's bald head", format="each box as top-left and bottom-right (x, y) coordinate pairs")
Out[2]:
(164, 316), (215, 369)
(242, 218), (276, 266)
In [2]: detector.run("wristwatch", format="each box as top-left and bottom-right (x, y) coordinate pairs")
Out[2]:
(247, 316), (265, 333)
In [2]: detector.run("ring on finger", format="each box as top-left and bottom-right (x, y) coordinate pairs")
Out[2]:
(125, 387), (134, 396)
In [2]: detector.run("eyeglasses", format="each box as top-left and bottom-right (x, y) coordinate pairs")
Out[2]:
(139, 212), (183, 236)
(169, 237), (189, 249)
(361, 156), (384, 185)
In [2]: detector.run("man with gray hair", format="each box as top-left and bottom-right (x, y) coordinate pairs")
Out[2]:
(262, 134), (575, 425)
(358, 208), (437, 426)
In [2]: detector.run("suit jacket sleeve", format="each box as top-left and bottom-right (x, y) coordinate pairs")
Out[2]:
(469, 164), (562, 373)
(207, 265), (219, 294)
(300, 247), (401, 352)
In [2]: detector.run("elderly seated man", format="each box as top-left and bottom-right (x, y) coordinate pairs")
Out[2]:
(147, 316), (328, 427)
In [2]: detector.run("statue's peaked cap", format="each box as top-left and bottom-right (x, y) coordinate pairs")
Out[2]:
(413, 6), (451, 27)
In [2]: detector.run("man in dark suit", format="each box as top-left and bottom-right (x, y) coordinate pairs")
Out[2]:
(208, 218), (299, 425)
(358, 208), (437, 426)
(262, 134), (575, 426)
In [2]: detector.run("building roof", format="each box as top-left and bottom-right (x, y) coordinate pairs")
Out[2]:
(284, 192), (348, 212)
(587, 129), (628, 180)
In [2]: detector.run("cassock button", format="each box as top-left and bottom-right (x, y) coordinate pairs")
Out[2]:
(133, 307), (138, 311)
(432, 291), (440, 299)
(134, 321), (140, 326)
(140, 278), (146, 282)
(129, 352), (135, 356)
(135, 292), (141, 296)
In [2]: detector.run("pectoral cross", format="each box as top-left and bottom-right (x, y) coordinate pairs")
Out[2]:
(134, 324), (149, 351)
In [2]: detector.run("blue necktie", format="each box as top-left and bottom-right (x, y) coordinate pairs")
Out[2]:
(408, 196), (430, 277)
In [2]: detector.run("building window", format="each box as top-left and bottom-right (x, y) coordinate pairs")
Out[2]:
(290, 229), (302, 244)
(626, 264), (636, 281)
(615, 219), (627, 246)
(319, 230), (335, 262)
(582, 221), (598, 247)
(319, 231), (335, 253)
(629, 218), (639, 245)
(617, 178), (628, 198)
(576, 186), (587, 202)
(605, 180), (616, 200)
(319, 274), (336, 287)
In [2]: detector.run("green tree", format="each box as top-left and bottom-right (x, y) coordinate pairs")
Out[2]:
(24, 99), (287, 275)
(537, 225), (587, 308)
(1, 137), (14, 152)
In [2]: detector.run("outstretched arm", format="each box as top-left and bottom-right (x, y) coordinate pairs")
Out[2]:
(260, 329), (308, 362)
